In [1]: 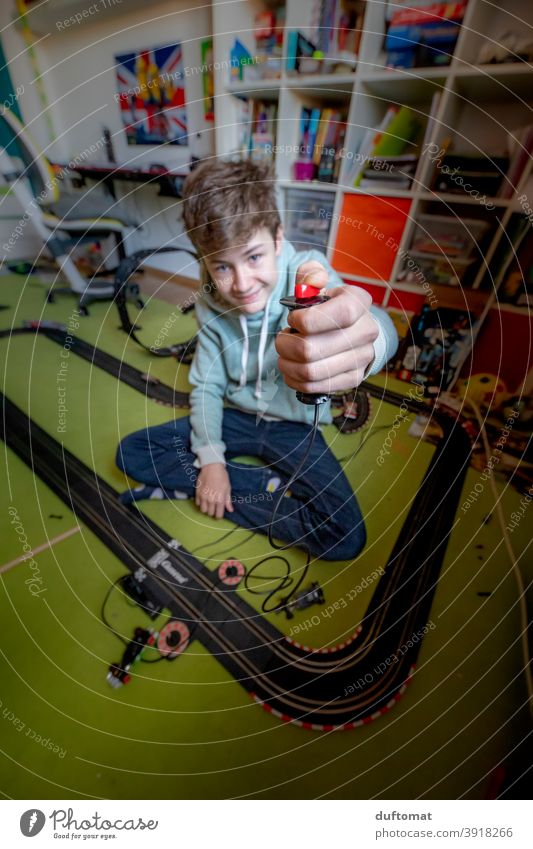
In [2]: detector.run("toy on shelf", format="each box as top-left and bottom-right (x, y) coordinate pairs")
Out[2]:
(478, 31), (533, 65)
(396, 304), (476, 394)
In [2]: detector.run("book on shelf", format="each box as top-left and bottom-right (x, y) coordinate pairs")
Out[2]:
(286, 30), (317, 74)
(384, 1), (467, 69)
(298, 107), (322, 158)
(319, 118), (347, 183)
(316, 0), (365, 63)
(294, 106), (347, 183)
(237, 98), (277, 159)
(429, 152), (510, 196)
(499, 124), (533, 199)
(350, 105), (425, 188)
(230, 40), (255, 82)
(358, 152), (419, 189)
(286, 0), (365, 75)
(345, 105), (397, 186)
(498, 217), (533, 308)
(417, 90), (441, 170)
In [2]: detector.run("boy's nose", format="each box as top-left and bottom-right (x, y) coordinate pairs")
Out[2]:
(233, 265), (254, 292)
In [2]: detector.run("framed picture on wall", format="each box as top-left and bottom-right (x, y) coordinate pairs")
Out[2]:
(115, 43), (188, 145)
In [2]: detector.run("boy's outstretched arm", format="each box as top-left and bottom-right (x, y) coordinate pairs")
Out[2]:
(189, 322), (233, 519)
(276, 258), (398, 395)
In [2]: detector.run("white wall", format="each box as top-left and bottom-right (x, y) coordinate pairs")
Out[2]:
(1, 0), (214, 269)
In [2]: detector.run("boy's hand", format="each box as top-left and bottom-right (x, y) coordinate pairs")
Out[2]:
(276, 260), (379, 394)
(195, 463), (234, 519)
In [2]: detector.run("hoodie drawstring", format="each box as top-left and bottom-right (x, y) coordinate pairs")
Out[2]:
(239, 314), (249, 389)
(255, 296), (271, 399)
(238, 296), (272, 398)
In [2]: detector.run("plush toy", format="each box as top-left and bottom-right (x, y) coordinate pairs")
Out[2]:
(456, 373), (508, 410)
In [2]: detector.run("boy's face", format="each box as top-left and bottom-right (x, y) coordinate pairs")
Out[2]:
(203, 226), (283, 315)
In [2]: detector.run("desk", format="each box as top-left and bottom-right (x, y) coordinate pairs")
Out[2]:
(53, 162), (189, 199)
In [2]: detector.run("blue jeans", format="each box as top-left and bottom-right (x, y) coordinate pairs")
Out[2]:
(116, 408), (365, 561)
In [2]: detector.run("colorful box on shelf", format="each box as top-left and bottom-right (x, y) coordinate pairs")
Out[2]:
(385, 1), (467, 69)
(411, 214), (491, 259)
(293, 159), (316, 181)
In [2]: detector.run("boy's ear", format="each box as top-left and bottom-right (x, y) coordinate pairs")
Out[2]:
(275, 225), (283, 255)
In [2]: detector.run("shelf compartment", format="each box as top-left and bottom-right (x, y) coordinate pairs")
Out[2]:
(281, 187), (335, 254)
(454, 64), (533, 101)
(454, 0), (533, 69)
(357, 70), (447, 103)
(422, 87), (533, 199)
(411, 213), (491, 259)
(397, 250), (477, 288)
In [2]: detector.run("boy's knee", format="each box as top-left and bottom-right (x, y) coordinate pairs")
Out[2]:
(322, 508), (366, 561)
(116, 432), (141, 474)
(322, 526), (366, 561)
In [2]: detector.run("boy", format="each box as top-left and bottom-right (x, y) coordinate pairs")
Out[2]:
(116, 159), (398, 561)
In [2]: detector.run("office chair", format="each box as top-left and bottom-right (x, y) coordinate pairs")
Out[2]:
(0, 106), (133, 310)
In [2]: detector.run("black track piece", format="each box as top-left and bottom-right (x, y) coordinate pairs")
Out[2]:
(0, 325), (190, 408)
(0, 384), (471, 728)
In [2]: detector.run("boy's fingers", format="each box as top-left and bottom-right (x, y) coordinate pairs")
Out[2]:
(295, 260), (328, 291)
(283, 367), (368, 394)
(287, 287), (373, 335)
(276, 323), (374, 362)
(225, 493), (234, 513)
(279, 345), (375, 385)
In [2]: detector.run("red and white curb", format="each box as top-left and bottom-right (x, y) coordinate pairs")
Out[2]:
(249, 666), (416, 731)
(284, 624), (363, 654)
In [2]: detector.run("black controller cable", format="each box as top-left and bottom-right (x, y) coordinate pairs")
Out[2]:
(113, 246), (200, 359)
(101, 569), (236, 662)
(244, 404), (321, 614)
(100, 576), (166, 663)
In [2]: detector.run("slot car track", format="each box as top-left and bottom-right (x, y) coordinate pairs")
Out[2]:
(0, 324), (189, 408)
(1, 324), (473, 728)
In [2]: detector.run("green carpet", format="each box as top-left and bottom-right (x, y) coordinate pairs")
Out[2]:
(0, 273), (531, 799)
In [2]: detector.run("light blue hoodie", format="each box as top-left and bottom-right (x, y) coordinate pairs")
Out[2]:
(189, 239), (398, 467)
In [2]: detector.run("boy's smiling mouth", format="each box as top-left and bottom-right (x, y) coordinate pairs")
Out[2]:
(233, 288), (262, 303)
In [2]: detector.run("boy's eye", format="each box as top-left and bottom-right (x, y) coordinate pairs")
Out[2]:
(215, 264), (229, 273)
(249, 254), (262, 263)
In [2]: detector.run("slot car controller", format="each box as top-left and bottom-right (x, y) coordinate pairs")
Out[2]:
(279, 283), (330, 405)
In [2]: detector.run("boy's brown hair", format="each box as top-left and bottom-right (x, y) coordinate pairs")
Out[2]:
(181, 158), (281, 259)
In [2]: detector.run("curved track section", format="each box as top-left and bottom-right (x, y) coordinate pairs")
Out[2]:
(1, 380), (472, 729)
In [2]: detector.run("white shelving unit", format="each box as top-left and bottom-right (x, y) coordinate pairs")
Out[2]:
(212, 0), (533, 322)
